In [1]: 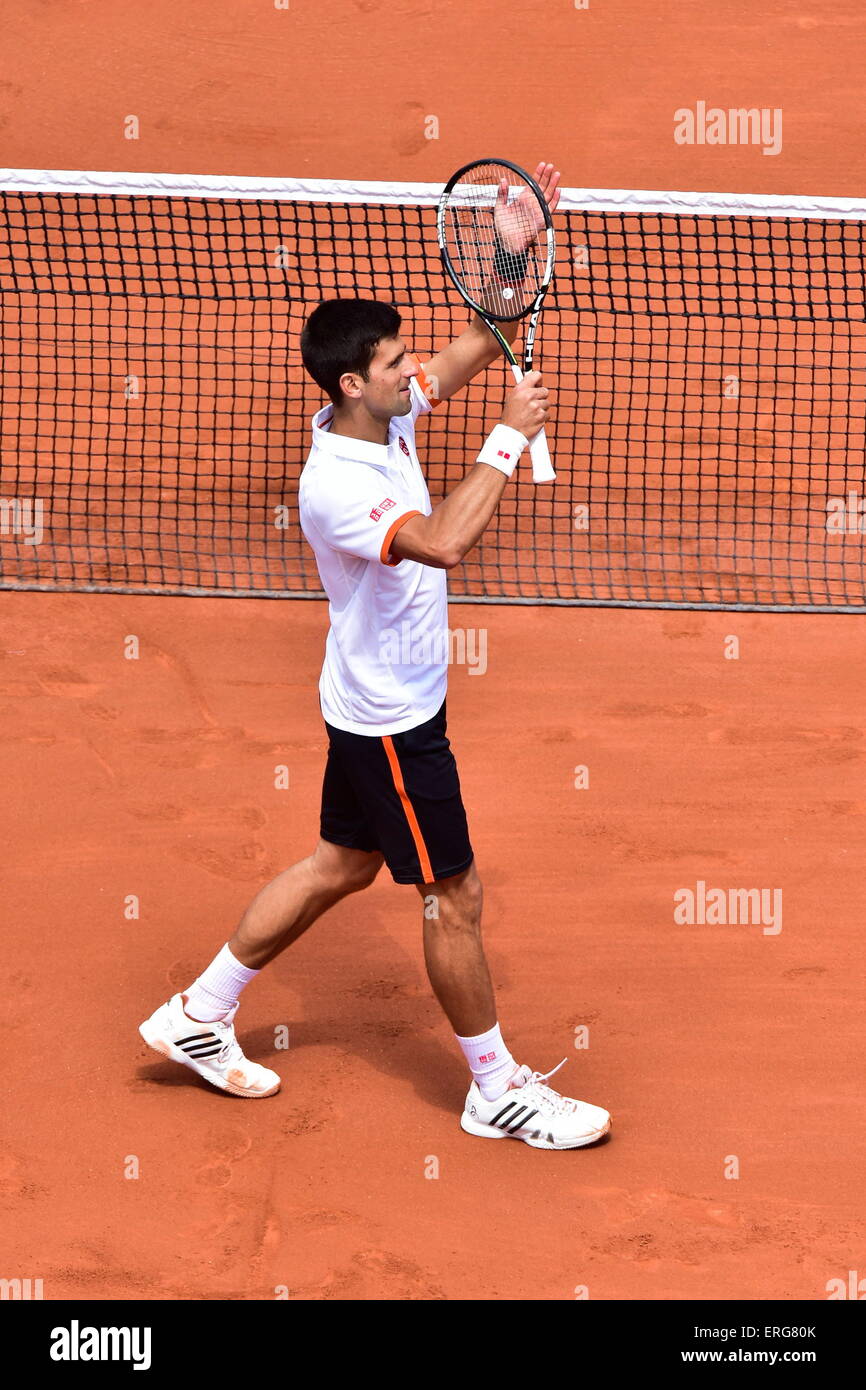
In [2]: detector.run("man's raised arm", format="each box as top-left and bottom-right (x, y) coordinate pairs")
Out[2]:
(388, 372), (548, 570)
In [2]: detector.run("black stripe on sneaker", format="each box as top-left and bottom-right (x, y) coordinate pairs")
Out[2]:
(176, 1031), (217, 1047)
(185, 1046), (223, 1059)
(490, 1101), (517, 1125)
(183, 1039), (221, 1054)
(500, 1105), (527, 1129)
(507, 1108), (538, 1133)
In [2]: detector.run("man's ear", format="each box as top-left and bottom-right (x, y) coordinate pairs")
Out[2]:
(338, 371), (364, 402)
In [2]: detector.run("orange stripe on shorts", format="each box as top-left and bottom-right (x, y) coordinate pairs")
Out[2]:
(381, 735), (434, 883)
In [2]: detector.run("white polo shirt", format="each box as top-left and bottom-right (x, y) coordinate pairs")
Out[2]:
(298, 363), (448, 736)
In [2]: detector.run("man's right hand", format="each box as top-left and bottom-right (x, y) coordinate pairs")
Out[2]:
(501, 370), (550, 441)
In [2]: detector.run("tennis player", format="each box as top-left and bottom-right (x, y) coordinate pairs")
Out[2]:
(140, 162), (611, 1150)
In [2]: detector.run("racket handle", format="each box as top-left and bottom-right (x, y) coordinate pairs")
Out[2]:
(509, 363), (556, 482)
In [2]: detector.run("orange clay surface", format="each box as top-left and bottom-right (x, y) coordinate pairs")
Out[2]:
(1, 594), (863, 1299)
(3, 0), (866, 197)
(2, 0), (866, 1302)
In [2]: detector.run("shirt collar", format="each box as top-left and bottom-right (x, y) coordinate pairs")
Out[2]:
(312, 405), (395, 467)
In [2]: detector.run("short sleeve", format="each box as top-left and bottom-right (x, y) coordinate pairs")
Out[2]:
(301, 463), (422, 567)
(408, 354), (441, 421)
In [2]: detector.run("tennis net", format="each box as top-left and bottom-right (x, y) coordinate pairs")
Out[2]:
(1, 169), (865, 611)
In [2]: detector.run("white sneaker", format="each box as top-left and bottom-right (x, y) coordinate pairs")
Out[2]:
(460, 1058), (610, 1149)
(138, 993), (280, 1098)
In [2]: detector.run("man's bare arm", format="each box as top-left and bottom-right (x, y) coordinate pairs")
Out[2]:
(420, 315), (520, 406)
(389, 372), (548, 570)
(389, 462), (510, 570)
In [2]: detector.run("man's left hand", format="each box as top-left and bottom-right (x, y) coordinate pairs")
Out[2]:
(493, 161), (561, 252)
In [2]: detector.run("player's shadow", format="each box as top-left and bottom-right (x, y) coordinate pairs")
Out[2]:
(259, 875), (517, 1112)
(133, 1060), (248, 1097)
(238, 1019), (464, 1113)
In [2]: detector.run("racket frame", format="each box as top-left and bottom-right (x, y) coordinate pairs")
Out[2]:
(436, 157), (557, 481)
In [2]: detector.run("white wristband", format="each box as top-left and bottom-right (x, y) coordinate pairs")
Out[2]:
(476, 423), (529, 477)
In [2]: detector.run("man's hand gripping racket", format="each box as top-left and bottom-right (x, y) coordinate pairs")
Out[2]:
(501, 369), (550, 458)
(437, 158), (559, 482)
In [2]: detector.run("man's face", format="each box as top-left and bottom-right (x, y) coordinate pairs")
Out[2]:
(345, 336), (417, 419)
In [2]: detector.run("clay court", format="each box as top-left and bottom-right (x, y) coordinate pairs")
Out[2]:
(1, 1), (865, 1302)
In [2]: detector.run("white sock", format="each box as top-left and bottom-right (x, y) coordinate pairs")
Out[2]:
(455, 1022), (517, 1101)
(182, 943), (259, 1022)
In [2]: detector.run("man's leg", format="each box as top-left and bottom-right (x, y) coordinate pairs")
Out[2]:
(229, 838), (385, 970)
(179, 834), (383, 1023)
(139, 839), (384, 1097)
(416, 860), (494, 1037)
(415, 859), (522, 1102)
(180, 837), (384, 1019)
(418, 859), (612, 1148)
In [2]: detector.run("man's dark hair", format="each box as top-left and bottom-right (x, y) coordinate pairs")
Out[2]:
(300, 298), (402, 406)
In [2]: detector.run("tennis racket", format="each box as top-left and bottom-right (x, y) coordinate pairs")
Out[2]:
(437, 157), (557, 483)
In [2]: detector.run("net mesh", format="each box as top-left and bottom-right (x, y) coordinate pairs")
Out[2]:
(1, 182), (865, 610)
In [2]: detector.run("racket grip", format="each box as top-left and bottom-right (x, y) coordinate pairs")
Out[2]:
(509, 363), (556, 482)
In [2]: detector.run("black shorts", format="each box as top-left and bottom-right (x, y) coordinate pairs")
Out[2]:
(319, 699), (474, 885)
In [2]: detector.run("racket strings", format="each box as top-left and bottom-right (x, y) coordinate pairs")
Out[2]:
(442, 161), (548, 318)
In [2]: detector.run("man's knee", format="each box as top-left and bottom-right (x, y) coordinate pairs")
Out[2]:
(421, 860), (483, 927)
(311, 839), (384, 894)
